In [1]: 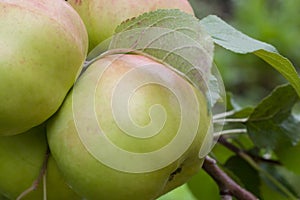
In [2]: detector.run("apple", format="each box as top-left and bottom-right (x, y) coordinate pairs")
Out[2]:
(0, 194), (7, 200)
(0, 0), (88, 136)
(0, 125), (81, 200)
(47, 54), (212, 199)
(66, 0), (194, 51)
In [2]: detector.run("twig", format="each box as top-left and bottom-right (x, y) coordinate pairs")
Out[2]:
(16, 147), (50, 200)
(218, 136), (297, 199)
(202, 156), (258, 200)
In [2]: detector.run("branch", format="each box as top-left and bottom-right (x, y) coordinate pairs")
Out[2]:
(16, 147), (50, 200)
(202, 156), (258, 200)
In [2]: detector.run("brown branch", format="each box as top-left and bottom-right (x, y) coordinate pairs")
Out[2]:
(203, 156), (258, 200)
(16, 147), (50, 200)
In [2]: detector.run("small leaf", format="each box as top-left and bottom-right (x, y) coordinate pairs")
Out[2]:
(246, 84), (300, 150)
(210, 143), (235, 165)
(200, 15), (300, 97)
(187, 169), (219, 200)
(231, 134), (255, 151)
(226, 92), (240, 111)
(234, 108), (254, 119)
(158, 184), (197, 200)
(260, 181), (291, 200)
(224, 156), (261, 197)
(276, 142), (300, 175)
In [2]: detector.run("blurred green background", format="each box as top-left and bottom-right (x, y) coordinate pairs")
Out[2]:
(189, 0), (300, 106)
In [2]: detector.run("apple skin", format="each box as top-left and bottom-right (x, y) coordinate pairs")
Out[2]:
(0, 0), (88, 136)
(66, 0), (194, 51)
(0, 125), (81, 200)
(47, 54), (212, 199)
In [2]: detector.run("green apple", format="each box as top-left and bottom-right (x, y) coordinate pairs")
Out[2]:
(66, 0), (194, 51)
(0, 0), (88, 136)
(0, 194), (8, 200)
(0, 125), (81, 200)
(47, 54), (212, 199)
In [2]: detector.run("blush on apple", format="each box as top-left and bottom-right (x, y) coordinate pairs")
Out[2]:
(0, 0), (88, 136)
(47, 54), (212, 200)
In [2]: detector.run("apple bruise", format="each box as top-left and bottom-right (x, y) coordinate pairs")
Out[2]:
(168, 166), (183, 182)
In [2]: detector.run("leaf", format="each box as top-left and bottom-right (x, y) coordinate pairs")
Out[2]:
(88, 10), (224, 107)
(200, 15), (300, 97)
(276, 142), (300, 175)
(187, 169), (219, 200)
(224, 156), (261, 197)
(158, 184), (197, 200)
(246, 84), (300, 150)
(232, 107), (254, 119)
(231, 134), (255, 151)
(210, 143), (235, 165)
(260, 181), (291, 200)
(259, 163), (300, 199)
(113, 9), (215, 84)
(226, 92), (240, 111)
(225, 93), (253, 118)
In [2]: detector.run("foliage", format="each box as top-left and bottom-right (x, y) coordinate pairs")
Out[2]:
(191, 0), (300, 106)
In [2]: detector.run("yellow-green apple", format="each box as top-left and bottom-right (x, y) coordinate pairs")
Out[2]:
(0, 125), (81, 200)
(66, 0), (194, 51)
(0, 0), (88, 136)
(47, 54), (212, 199)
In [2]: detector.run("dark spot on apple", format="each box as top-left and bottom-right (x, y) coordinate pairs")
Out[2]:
(168, 166), (182, 181)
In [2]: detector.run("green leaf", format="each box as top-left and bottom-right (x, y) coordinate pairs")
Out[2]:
(231, 134), (255, 151)
(224, 156), (261, 197)
(200, 15), (300, 97)
(246, 84), (300, 150)
(88, 10), (223, 107)
(226, 92), (240, 111)
(158, 184), (197, 200)
(113, 9), (214, 83)
(260, 181), (292, 200)
(259, 163), (300, 199)
(187, 169), (219, 200)
(276, 142), (300, 175)
(113, 9), (214, 92)
(210, 143), (235, 165)
(232, 107), (254, 119)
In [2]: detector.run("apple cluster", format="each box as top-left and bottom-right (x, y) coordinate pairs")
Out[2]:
(0, 0), (212, 199)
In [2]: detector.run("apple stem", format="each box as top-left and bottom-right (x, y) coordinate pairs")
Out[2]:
(16, 147), (50, 200)
(81, 48), (136, 77)
(43, 173), (47, 200)
(203, 156), (258, 200)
